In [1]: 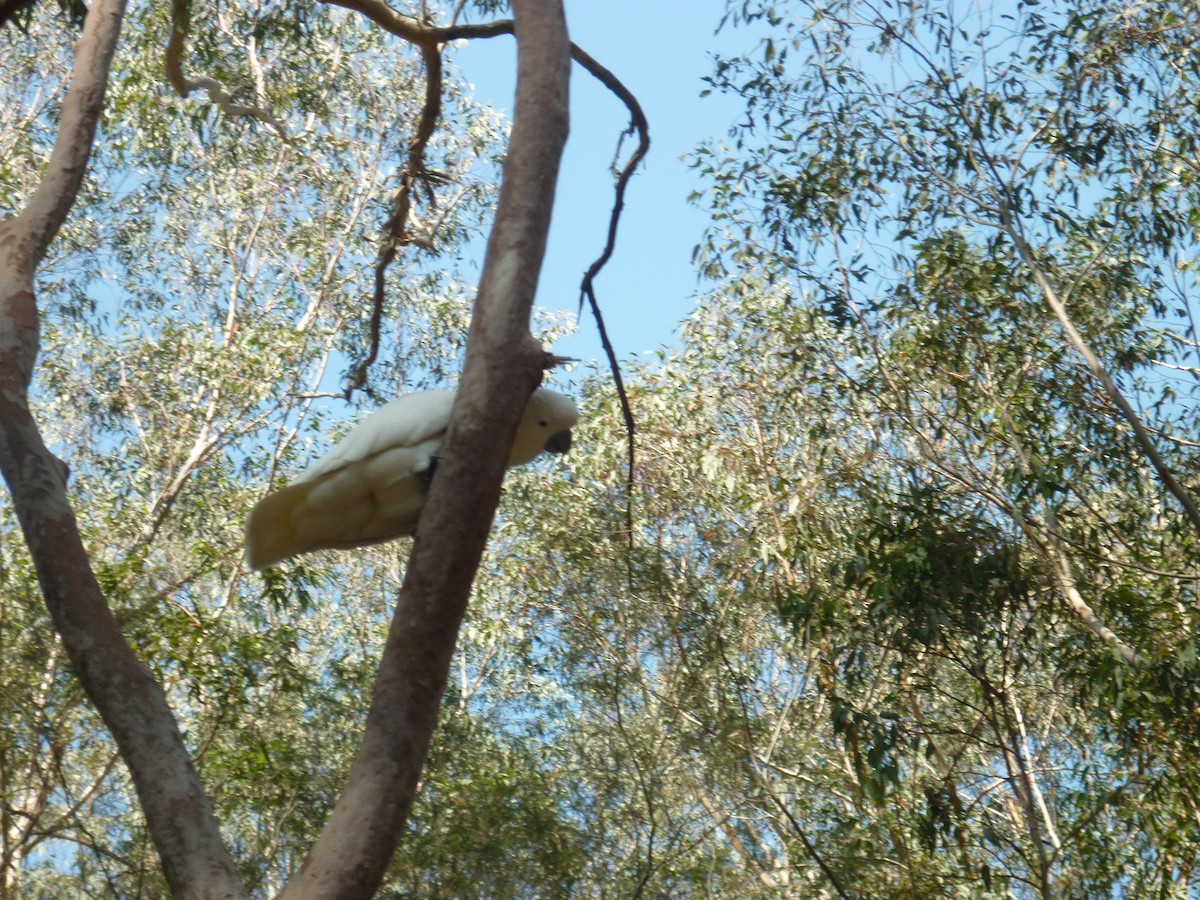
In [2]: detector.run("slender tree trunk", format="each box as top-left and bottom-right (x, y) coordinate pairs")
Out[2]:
(276, 2), (570, 897)
(0, 0), (246, 896)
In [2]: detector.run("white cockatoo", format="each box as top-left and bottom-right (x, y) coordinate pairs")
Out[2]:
(244, 387), (578, 570)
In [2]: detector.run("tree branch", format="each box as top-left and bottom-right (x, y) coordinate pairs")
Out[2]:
(276, 2), (571, 896)
(1027, 512), (1147, 668)
(345, 41), (448, 397)
(572, 41), (648, 542)
(166, 0), (287, 136)
(995, 408), (1149, 667)
(0, 0), (247, 895)
(1001, 217), (1200, 544)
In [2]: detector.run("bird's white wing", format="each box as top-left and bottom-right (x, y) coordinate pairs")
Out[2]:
(294, 390), (456, 484)
(245, 387), (577, 570)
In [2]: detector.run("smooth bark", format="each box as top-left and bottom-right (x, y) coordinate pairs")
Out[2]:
(276, 2), (570, 897)
(0, 1), (247, 896)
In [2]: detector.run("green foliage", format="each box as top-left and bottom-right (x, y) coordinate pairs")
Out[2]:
(680, 0), (1200, 893)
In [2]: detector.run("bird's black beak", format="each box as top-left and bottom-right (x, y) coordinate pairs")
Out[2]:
(544, 430), (572, 455)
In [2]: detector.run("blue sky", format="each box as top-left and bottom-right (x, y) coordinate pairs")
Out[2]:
(453, 1), (762, 365)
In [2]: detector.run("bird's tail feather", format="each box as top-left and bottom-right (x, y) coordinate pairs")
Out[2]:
(244, 481), (314, 571)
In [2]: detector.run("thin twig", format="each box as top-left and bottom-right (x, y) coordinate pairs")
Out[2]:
(571, 42), (649, 543)
(768, 793), (852, 899)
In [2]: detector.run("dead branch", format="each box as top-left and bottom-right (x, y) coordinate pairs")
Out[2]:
(571, 41), (649, 540)
(344, 40), (448, 397)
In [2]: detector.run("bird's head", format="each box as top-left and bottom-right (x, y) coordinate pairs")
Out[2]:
(509, 388), (579, 467)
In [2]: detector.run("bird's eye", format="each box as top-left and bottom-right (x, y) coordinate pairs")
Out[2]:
(539, 419), (548, 427)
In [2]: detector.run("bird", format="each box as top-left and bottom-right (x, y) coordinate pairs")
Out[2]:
(244, 387), (578, 570)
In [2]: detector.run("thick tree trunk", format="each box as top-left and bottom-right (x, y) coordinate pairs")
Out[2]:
(0, 0), (247, 896)
(276, 2), (570, 897)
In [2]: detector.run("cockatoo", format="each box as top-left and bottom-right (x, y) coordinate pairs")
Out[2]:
(244, 387), (578, 570)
